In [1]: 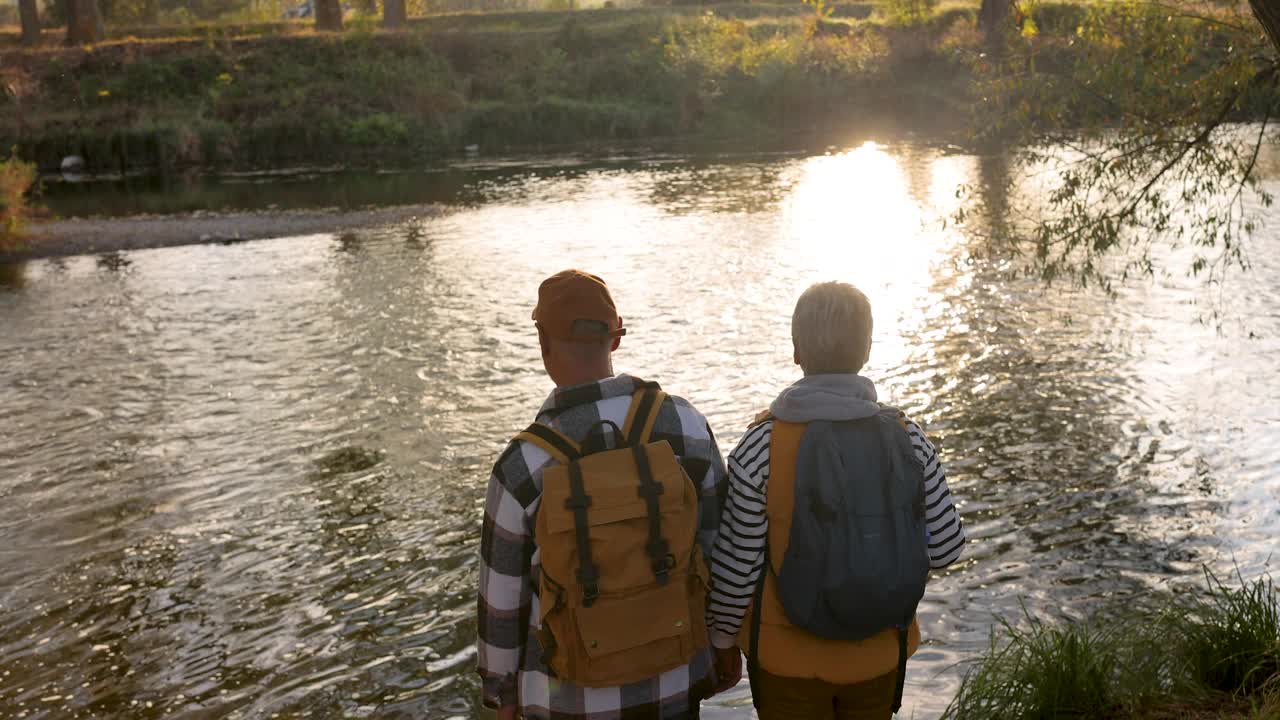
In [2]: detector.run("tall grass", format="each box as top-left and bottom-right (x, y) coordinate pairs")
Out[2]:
(943, 572), (1280, 720)
(1183, 572), (1280, 698)
(0, 154), (37, 253)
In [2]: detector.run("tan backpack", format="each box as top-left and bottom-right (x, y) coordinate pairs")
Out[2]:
(515, 383), (710, 687)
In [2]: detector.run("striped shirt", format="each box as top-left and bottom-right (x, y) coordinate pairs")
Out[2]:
(476, 374), (728, 719)
(706, 415), (966, 648)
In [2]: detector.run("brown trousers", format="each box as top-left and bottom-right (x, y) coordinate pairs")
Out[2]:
(754, 668), (898, 720)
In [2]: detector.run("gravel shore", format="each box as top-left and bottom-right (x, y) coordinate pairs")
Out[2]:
(0, 205), (442, 262)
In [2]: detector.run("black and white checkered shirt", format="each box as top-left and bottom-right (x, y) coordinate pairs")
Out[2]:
(477, 374), (728, 719)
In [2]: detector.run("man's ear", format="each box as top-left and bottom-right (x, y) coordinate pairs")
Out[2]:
(793, 348), (801, 366)
(610, 316), (624, 352)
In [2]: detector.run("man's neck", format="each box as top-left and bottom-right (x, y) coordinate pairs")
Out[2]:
(556, 370), (614, 389)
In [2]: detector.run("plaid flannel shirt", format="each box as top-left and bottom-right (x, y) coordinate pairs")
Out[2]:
(477, 374), (728, 719)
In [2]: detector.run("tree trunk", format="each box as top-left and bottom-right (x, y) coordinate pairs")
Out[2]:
(65, 0), (106, 44)
(19, 0), (40, 45)
(978, 0), (1010, 47)
(1249, 0), (1280, 55)
(315, 0), (343, 31)
(383, 0), (406, 28)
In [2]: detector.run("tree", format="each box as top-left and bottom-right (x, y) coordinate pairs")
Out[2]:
(65, 0), (105, 43)
(960, 0), (1280, 293)
(977, 0), (1011, 46)
(1250, 0), (1280, 54)
(315, 0), (342, 31)
(384, 0), (406, 28)
(982, 0), (1280, 54)
(19, 0), (40, 46)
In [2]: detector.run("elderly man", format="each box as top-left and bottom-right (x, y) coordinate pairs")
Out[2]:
(476, 269), (731, 720)
(706, 281), (966, 720)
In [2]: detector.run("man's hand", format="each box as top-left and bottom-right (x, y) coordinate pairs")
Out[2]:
(712, 646), (742, 694)
(496, 705), (520, 720)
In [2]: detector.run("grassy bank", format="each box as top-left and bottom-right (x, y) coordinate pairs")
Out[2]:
(0, 2), (1270, 172)
(944, 572), (1280, 720)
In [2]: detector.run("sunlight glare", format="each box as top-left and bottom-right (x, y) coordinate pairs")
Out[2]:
(783, 142), (955, 373)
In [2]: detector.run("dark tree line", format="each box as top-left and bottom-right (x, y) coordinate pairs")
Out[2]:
(15, 0), (1280, 48)
(15, 0), (408, 44)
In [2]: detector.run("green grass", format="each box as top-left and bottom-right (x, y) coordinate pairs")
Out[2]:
(943, 572), (1280, 720)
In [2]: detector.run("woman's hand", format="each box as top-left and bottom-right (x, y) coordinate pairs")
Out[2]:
(712, 646), (743, 694)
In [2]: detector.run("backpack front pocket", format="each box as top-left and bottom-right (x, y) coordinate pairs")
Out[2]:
(568, 578), (698, 685)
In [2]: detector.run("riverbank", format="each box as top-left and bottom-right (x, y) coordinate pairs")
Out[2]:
(2, 1), (1269, 174)
(0, 203), (440, 261)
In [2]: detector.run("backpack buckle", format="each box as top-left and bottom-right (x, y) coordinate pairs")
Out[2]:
(648, 542), (673, 582)
(637, 482), (664, 499)
(578, 565), (601, 606)
(565, 494), (592, 510)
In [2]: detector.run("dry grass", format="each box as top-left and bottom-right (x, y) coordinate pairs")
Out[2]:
(0, 155), (37, 252)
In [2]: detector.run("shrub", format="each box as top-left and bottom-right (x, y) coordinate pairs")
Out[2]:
(0, 155), (38, 254)
(344, 113), (411, 147)
(883, 0), (937, 26)
(944, 573), (1280, 720)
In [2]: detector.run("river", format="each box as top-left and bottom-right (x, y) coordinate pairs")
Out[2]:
(2, 142), (1278, 719)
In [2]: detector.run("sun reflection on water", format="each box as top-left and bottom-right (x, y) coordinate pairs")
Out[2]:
(781, 142), (966, 376)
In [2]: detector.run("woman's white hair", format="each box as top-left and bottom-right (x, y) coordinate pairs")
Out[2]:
(791, 281), (873, 375)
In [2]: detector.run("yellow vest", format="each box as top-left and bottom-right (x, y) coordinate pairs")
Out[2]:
(737, 419), (922, 684)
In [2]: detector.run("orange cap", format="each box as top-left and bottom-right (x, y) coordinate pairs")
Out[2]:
(532, 269), (626, 342)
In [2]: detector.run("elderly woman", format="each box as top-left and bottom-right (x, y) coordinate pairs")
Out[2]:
(706, 281), (966, 720)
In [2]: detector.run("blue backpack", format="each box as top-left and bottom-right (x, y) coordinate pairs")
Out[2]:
(748, 409), (930, 714)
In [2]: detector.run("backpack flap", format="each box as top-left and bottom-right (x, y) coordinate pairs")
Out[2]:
(574, 580), (692, 658)
(542, 493), (650, 531)
(540, 442), (689, 595)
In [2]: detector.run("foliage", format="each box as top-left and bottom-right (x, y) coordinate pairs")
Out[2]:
(943, 572), (1280, 719)
(957, 0), (1280, 291)
(803, 0), (834, 22)
(661, 13), (889, 123)
(883, 0), (937, 27)
(0, 154), (37, 253)
(4, 3), (1278, 173)
(344, 112), (410, 146)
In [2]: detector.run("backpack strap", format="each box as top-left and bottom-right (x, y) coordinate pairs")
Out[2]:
(514, 423), (583, 465)
(878, 404), (911, 434)
(514, 423), (601, 607)
(746, 534), (769, 710)
(621, 383), (674, 583)
(566, 461), (601, 607)
(632, 443), (672, 584)
(622, 384), (666, 446)
(892, 624), (909, 714)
